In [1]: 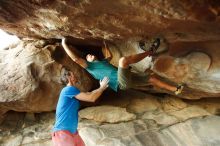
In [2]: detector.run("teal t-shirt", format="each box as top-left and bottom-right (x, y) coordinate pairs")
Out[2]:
(86, 59), (118, 91)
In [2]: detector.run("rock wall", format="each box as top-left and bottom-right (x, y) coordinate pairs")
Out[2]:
(0, 1), (220, 145)
(0, 40), (96, 115)
(1, 38), (220, 117)
(0, 0), (220, 102)
(1, 90), (220, 146)
(0, 0), (220, 43)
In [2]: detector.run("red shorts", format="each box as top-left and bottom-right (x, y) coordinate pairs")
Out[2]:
(52, 130), (85, 146)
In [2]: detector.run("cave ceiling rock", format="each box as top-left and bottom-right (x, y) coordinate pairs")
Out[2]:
(0, 0), (220, 42)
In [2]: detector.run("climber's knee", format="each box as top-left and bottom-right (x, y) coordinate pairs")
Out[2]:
(119, 57), (129, 68)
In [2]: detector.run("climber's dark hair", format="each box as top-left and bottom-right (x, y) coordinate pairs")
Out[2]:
(60, 67), (71, 85)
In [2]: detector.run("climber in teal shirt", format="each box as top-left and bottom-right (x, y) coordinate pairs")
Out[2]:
(86, 59), (118, 91)
(61, 38), (184, 95)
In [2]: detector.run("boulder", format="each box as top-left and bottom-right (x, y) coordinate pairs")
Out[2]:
(0, 40), (95, 114)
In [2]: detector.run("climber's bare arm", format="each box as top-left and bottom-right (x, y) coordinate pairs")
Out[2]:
(102, 41), (112, 61)
(62, 38), (87, 68)
(75, 77), (109, 102)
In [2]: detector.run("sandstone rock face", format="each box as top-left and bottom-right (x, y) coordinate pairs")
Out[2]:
(79, 105), (136, 123)
(153, 41), (220, 99)
(0, 0), (220, 43)
(0, 40), (94, 115)
(0, 32), (220, 118)
(1, 90), (220, 146)
(159, 116), (220, 146)
(0, 1), (220, 100)
(0, 1), (220, 145)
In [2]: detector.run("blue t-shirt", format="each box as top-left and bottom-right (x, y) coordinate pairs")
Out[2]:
(86, 60), (118, 91)
(53, 86), (80, 133)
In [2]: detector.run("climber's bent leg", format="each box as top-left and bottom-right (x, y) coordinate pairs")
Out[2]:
(149, 76), (176, 92)
(118, 52), (152, 69)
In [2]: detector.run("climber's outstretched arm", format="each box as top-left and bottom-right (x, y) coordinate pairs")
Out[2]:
(62, 38), (87, 68)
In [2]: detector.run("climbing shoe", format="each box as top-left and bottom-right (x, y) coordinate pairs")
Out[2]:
(149, 38), (160, 55)
(175, 84), (184, 95)
(139, 38), (160, 55)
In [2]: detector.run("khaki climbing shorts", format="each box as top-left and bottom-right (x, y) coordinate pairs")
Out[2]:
(118, 67), (150, 90)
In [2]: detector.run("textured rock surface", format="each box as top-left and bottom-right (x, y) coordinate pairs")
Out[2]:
(79, 105), (136, 123)
(0, 0), (220, 43)
(0, 40), (95, 115)
(1, 38), (220, 117)
(1, 1), (220, 145)
(1, 90), (220, 146)
(79, 116), (220, 146)
(0, 0), (220, 101)
(159, 116), (220, 146)
(153, 41), (220, 99)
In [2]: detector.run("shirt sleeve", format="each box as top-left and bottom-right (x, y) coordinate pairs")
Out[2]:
(64, 86), (80, 98)
(85, 61), (91, 69)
